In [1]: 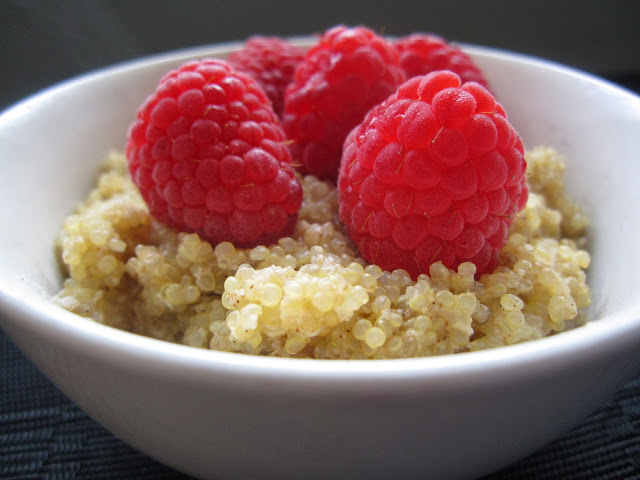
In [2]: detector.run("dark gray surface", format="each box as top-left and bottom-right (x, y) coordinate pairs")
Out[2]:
(2, 329), (640, 479)
(1, 1), (640, 478)
(2, 0), (639, 110)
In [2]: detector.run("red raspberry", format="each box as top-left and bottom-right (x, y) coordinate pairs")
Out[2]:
(126, 59), (302, 248)
(338, 71), (528, 279)
(394, 33), (489, 88)
(227, 36), (305, 118)
(282, 25), (406, 182)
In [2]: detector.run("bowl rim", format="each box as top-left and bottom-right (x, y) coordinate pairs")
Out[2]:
(2, 40), (640, 386)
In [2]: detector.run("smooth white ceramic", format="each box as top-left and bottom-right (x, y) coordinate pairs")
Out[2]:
(1, 41), (640, 480)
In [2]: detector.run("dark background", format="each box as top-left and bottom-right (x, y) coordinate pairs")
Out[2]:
(2, 0), (640, 111)
(2, 1), (640, 479)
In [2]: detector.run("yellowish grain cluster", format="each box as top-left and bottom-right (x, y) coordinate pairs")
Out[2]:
(54, 146), (591, 358)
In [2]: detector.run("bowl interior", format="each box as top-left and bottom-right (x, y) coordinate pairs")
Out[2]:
(1, 42), (640, 358)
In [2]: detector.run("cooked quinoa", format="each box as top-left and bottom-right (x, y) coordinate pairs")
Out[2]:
(54, 146), (591, 359)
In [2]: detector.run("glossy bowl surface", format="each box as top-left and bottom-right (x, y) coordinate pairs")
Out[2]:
(1, 41), (640, 480)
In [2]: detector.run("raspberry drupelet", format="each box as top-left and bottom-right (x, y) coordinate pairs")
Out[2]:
(227, 36), (305, 118)
(282, 25), (406, 182)
(126, 59), (302, 248)
(394, 33), (489, 87)
(338, 71), (529, 279)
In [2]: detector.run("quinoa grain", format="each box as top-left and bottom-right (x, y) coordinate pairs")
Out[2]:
(54, 147), (591, 358)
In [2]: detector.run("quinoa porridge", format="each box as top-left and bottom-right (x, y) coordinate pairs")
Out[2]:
(54, 146), (591, 359)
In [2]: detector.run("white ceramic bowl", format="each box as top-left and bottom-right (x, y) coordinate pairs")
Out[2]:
(1, 40), (640, 480)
